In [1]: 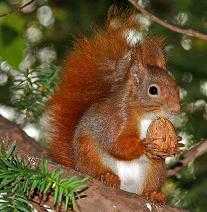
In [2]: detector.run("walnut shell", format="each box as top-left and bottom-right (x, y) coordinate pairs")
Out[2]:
(145, 117), (178, 156)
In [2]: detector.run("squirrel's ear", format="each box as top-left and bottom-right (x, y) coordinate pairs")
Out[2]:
(138, 37), (166, 69)
(106, 5), (137, 31)
(107, 5), (120, 23)
(107, 5), (125, 30)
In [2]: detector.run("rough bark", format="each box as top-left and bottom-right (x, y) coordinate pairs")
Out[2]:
(0, 115), (184, 211)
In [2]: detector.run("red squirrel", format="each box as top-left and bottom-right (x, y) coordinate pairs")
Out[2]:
(46, 14), (181, 203)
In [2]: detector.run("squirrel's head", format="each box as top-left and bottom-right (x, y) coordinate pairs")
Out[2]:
(129, 37), (181, 116)
(74, 15), (181, 116)
(131, 63), (180, 115)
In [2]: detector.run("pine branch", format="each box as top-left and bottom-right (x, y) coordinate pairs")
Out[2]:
(0, 194), (32, 212)
(0, 144), (87, 211)
(12, 65), (59, 121)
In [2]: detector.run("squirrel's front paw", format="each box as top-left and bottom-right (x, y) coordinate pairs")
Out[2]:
(143, 138), (180, 159)
(100, 172), (121, 189)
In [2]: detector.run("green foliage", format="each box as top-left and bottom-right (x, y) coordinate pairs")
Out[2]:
(11, 65), (59, 121)
(0, 144), (88, 211)
(0, 13), (26, 67)
(166, 154), (207, 212)
(0, 194), (32, 212)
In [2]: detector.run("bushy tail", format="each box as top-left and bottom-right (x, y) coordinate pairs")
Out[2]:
(47, 25), (129, 166)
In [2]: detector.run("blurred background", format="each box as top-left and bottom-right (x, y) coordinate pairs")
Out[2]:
(0, 0), (207, 211)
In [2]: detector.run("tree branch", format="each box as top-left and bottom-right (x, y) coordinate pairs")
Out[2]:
(0, 113), (206, 210)
(167, 140), (207, 177)
(128, 0), (207, 41)
(0, 115), (182, 212)
(18, 0), (36, 10)
(0, 0), (36, 17)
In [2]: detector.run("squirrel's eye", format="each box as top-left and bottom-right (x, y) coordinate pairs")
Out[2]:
(148, 84), (159, 96)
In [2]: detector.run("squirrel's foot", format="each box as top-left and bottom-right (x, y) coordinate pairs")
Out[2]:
(100, 172), (120, 189)
(144, 191), (166, 205)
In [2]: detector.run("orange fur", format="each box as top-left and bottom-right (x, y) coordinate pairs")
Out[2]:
(48, 26), (166, 164)
(47, 14), (180, 204)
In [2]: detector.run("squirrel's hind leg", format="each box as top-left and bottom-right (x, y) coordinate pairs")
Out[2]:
(142, 159), (167, 204)
(74, 135), (121, 189)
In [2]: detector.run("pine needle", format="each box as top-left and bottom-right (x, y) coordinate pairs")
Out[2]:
(0, 143), (88, 211)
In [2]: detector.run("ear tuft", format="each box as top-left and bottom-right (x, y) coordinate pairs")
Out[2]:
(137, 37), (167, 69)
(106, 5), (138, 32)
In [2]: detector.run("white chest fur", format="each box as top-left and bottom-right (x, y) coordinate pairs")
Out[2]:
(102, 154), (150, 194)
(139, 115), (156, 139)
(116, 155), (150, 194)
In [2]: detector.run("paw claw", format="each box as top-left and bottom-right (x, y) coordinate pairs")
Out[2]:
(100, 172), (120, 189)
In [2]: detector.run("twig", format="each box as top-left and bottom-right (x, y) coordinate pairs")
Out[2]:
(19, 0), (36, 10)
(0, 0), (36, 17)
(128, 0), (207, 41)
(167, 140), (207, 177)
